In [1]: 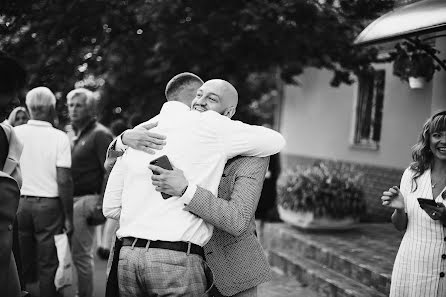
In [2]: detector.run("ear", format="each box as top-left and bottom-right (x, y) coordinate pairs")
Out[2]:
(223, 106), (236, 119)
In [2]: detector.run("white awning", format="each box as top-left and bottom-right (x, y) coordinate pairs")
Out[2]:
(354, 0), (446, 46)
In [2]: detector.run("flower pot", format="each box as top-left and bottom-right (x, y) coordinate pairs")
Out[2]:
(408, 77), (426, 89)
(277, 205), (357, 230)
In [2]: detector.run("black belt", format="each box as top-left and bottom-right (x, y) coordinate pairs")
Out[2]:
(121, 237), (204, 258)
(21, 195), (58, 199)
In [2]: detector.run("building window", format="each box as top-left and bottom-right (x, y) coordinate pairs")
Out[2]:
(353, 70), (385, 150)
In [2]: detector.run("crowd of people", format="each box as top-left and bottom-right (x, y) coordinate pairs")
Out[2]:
(1, 52), (286, 297)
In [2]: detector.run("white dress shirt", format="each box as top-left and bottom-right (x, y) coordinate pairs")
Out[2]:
(15, 120), (71, 197)
(103, 101), (285, 246)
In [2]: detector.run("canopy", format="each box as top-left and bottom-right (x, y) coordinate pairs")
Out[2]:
(354, 0), (446, 46)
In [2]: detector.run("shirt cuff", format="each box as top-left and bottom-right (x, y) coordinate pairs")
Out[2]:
(115, 134), (128, 152)
(182, 183), (197, 205)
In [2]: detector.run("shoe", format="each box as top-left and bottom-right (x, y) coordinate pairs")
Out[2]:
(97, 247), (110, 260)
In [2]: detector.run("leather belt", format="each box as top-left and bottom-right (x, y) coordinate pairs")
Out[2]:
(21, 195), (58, 199)
(121, 237), (204, 258)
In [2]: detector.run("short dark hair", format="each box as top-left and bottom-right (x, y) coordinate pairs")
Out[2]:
(165, 72), (203, 101)
(0, 52), (26, 93)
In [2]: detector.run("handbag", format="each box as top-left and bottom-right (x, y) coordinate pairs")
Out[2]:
(54, 233), (73, 290)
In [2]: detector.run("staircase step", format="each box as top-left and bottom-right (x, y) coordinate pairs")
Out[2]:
(269, 247), (386, 297)
(261, 223), (401, 295)
(258, 268), (322, 297)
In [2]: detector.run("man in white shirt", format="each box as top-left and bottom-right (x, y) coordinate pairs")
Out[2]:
(14, 87), (73, 297)
(103, 77), (285, 296)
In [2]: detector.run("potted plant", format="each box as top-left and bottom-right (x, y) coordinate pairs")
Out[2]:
(391, 41), (438, 89)
(277, 161), (365, 230)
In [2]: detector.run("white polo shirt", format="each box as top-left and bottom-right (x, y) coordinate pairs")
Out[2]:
(15, 120), (71, 197)
(103, 101), (285, 246)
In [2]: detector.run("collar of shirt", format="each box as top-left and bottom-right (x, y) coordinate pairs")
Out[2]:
(160, 101), (190, 114)
(159, 101), (222, 118)
(27, 120), (53, 127)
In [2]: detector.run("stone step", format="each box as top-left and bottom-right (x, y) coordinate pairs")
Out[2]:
(258, 268), (322, 297)
(261, 223), (402, 296)
(269, 247), (387, 297)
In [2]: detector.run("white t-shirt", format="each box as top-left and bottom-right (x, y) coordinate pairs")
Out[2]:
(15, 120), (71, 197)
(103, 101), (285, 246)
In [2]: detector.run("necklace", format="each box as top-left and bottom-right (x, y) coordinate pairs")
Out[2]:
(432, 182), (437, 189)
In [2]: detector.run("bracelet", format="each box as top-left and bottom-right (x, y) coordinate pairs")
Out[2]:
(180, 185), (188, 196)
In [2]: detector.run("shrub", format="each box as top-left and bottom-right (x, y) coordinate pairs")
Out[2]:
(277, 161), (366, 219)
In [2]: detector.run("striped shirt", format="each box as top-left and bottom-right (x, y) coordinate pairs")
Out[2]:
(390, 168), (446, 297)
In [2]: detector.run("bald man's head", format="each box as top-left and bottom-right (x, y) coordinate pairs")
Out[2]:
(190, 79), (238, 118)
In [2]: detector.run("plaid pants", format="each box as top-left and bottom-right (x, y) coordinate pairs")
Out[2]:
(118, 246), (212, 297)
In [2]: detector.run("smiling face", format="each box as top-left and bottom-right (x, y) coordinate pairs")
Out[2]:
(430, 131), (446, 161)
(190, 79), (238, 118)
(429, 114), (446, 162)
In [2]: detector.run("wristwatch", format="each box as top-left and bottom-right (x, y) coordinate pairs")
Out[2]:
(180, 184), (188, 196)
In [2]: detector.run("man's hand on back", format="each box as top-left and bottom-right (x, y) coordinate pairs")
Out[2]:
(122, 122), (167, 154)
(148, 164), (189, 197)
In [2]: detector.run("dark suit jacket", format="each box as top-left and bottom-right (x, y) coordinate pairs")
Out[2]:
(1, 123), (23, 296)
(184, 156), (273, 296)
(0, 172), (21, 296)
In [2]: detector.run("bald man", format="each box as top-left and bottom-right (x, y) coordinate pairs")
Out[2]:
(191, 79), (238, 117)
(103, 75), (284, 296)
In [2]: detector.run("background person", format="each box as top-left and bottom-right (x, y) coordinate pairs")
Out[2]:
(14, 87), (73, 297)
(0, 52), (27, 297)
(66, 88), (113, 297)
(381, 110), (446, 297)
(7, 107), (29, 127)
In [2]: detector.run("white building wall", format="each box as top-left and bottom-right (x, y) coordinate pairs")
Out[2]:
(280, 64), (432, 169)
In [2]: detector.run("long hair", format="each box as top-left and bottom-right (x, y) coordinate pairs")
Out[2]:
(410, 110), (446, 191)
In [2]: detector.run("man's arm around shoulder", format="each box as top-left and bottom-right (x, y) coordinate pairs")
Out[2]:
(104, 120), (166, 172)
(202, 112), (285, 158)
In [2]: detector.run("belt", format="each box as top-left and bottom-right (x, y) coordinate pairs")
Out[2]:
(21, 195), (58, 199)
(121, 237), (204, 258)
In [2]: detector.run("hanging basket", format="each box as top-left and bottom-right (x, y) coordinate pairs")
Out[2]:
(408, 76), (426, 89)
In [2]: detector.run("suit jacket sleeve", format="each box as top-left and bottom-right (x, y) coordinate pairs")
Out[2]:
(184, 157), (269, 237)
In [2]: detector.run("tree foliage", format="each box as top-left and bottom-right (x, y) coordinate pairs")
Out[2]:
(0, 0), (394, 125)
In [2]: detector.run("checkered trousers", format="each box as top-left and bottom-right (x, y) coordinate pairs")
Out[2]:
(117, 246), (211, 296)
